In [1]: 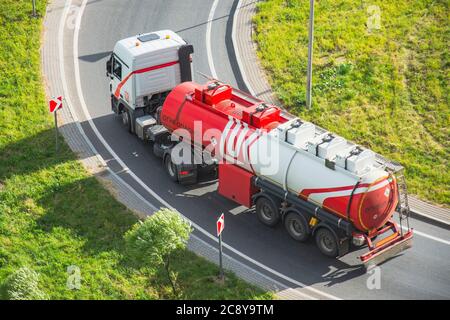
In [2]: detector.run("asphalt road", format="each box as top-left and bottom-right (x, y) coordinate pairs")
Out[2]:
(62, 0), (450, 299)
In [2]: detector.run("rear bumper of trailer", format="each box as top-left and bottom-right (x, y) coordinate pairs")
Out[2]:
(360, 223), (413, 268)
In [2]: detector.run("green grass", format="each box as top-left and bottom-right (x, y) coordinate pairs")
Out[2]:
(254, 0), (449, 206)
(0, 0), (272, 299)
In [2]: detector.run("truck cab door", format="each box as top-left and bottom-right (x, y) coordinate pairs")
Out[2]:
(110, 55), (124, 100)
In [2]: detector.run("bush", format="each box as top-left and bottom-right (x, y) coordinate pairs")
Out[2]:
(4, 267), (48, 300)
(125, 208), (192, 297)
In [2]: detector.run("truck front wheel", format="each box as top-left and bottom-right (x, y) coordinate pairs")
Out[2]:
(255, 197), (280, 227)
(164, 154), (178, 182)
(315, 228), (338, 258)
(121, 109), (132, 132)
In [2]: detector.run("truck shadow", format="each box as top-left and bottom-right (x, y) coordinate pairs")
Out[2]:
(0, 126), (137, 254)
(79, 51), (112, 63)
(0, 128), (74, 184)
(34, 174), (138, 254)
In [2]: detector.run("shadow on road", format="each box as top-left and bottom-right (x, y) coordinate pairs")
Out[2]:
(79, 51), (111, 63)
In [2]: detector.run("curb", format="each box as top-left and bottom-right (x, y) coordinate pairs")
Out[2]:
(232, 0), (450, 227)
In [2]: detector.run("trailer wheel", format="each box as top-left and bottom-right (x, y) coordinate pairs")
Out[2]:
(121, 109), (132, 132)
(315, 228), (338, 258)
(284, 212), (310, 242)
(255, 197), (280, 227)
(164, 154), (178, 182)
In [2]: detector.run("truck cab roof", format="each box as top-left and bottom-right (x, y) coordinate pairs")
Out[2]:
(113, 30), (186, 69)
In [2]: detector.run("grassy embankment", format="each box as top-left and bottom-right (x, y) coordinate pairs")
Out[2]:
(254, 0), (449, 205)
(0, 0), (272, 299)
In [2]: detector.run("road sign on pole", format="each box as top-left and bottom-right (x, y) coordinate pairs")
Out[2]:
(217, 213), (225, 236)
(49, 96), (63, 113)
(49, 96), (63, 152)
(217, 213), (225, 280)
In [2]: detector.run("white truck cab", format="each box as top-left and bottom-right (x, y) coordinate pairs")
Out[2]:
(106, 30), (193, 132)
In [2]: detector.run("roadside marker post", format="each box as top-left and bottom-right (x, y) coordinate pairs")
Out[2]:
(49, 96), (63, 152)
(216, 213), (225, 280)
(306, 0), (314, 109)
(32, 0), (37, 17)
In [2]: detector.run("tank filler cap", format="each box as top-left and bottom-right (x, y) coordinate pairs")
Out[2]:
(256, 103), (269, 112)
(207, 82), (220, 90)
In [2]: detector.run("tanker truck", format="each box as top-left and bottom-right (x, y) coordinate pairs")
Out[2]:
(107, 31), (413, 267)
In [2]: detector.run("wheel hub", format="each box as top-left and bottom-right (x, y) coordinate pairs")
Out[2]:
(291, 220), (303, 236)
(261, 204), (273, 220)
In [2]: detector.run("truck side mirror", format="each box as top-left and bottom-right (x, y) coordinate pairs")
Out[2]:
(106, 55), (112, 77)
(178, 45), (194, 83)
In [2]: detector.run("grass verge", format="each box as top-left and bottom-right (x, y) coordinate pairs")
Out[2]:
(254, 0), (449, 206)
(0, 0), (272, 299)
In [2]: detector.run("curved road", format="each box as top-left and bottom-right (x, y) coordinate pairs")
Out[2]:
(59, 0), (450, 299)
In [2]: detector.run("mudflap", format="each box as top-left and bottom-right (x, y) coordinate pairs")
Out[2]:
(177, 163), (198, 185)
(360, 221), (413, 269)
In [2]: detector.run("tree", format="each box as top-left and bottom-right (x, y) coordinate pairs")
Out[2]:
(4, 267), (48, 300)
(124, 208), (192, 297)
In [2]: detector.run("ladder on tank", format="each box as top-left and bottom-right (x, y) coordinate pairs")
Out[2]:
(378, 156), (411, 236)
(395, 170), (411, 235)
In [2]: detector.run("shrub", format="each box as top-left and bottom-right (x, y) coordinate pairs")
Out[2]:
(125, 208), (192, 297)
(4, 267), (48, 300)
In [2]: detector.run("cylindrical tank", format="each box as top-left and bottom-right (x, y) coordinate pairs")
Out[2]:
(161, 81), (398, 232)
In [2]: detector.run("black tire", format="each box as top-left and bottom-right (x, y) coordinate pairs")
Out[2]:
(284, 212), (310, 242)
(111, 96), (116, 113)
(153, 143), (164, 158)
(164, 154), (178, 182)
(121, 109), (132, 132)
(315, 228), (339, 258)
(255, 197), (280, 227)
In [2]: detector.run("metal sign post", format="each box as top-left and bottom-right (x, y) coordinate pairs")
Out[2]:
(32, 0), (37, 17)
(49, 96), (63, 153)
(306, 0), (315, 109)
(218, 232), (224, 280)
(54, 110), (59, 153)
(216, 213), (225, 280)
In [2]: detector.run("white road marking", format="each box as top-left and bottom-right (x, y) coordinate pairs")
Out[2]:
(182, 183), (216, 197)
(206, 0), (219, 78)
(229, 205), (248, 215)
(404, 227), (450, 246)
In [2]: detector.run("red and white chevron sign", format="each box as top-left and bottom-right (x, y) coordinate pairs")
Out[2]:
(49, 96), (63, 113)
(216, 213), (225, 237)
